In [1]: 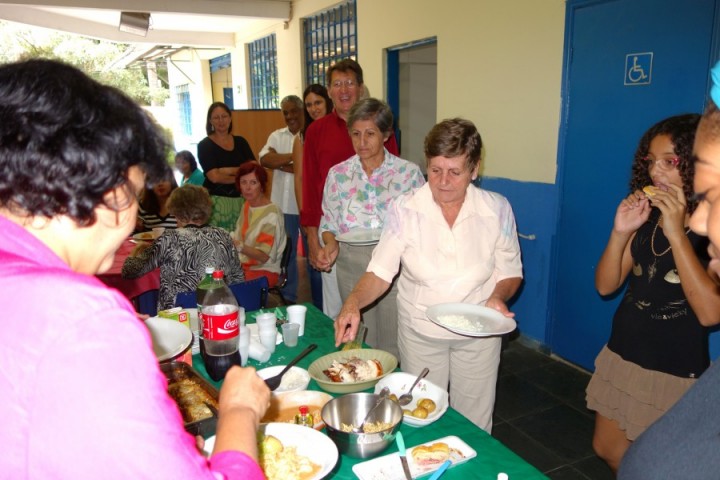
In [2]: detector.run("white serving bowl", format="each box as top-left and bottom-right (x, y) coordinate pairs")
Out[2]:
(256, 365), (311, 394)
(374, 372), (449, 427)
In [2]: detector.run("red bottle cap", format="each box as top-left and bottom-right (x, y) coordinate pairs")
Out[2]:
(212, 270), (224, 279)
(299, 405), (309, 415)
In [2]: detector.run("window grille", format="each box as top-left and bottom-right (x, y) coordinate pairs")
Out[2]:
(175, 84), (192, 136)
(248, 34), (279, 109)
(303, 0), (357, 87)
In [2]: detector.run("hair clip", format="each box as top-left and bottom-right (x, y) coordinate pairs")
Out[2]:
(711, 60), (720, 107)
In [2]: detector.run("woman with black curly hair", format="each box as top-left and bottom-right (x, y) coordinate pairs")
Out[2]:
(587, 113), (720, 473)
(0, 59), (269, 479)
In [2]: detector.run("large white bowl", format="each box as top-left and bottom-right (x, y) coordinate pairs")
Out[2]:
(256, 365), (311, 394)
(204, 422), (338, 480)
(261, 390), (333, 430)
(144, 317), (192, 362)
(374, 372), (449, 427)
(307, 349), (397, 394)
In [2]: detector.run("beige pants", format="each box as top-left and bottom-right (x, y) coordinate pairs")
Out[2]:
(398, 320), (501, 433)
(336, 243), (399, 358)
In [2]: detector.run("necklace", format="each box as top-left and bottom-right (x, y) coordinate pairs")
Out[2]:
(650, 215), (690, 257)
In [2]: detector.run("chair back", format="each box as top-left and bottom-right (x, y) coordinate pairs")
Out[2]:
(229, 276), (269, 311)
(174, 277), (268, 311)
(276, 234), (293, 289)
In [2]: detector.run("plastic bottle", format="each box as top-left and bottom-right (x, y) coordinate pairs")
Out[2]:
(200, 270), (241, 381)
(196, 267), (216, 357)
(294, 405), (314, 428)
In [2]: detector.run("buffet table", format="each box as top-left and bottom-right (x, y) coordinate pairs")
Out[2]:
(192, 304), (547, 479)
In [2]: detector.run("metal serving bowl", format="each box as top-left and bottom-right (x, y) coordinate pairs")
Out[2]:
(321, 392), (403, 458)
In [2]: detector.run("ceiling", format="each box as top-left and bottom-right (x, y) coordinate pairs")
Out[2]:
(0, 0), (291, 63)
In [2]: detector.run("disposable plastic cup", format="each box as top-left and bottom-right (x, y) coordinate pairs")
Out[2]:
(258, 328), (277, 353)
(281, 323), (300, 347)
(287, 305), (307, 336)
(248, 341), (270, 363)
(255, 312), (276, 331)
(238, 326), (250, 366)
(238, 307), (246, 327)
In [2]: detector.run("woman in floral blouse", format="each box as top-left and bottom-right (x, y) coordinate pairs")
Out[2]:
(318, 98), (425, 356)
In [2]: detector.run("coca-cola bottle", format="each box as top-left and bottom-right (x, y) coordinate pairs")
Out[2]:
(200, 270), (241, 381)
(196, 266), (216, 357)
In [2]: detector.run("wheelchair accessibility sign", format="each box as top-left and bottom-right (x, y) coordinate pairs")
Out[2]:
(625, 52), (653, 86)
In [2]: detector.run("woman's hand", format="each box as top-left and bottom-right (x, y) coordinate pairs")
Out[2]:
(649, 184), (687, 239)
(335, 299), (362, 347)
(614, 190), (651, 234)
(218, 366), (270, 422)
(317, 233), (339, 272)
(485, 295), (515, 318)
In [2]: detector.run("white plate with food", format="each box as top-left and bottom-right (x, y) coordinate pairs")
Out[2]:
(145, 316), (193, 362)
(335, 228), (382, 246)
(352, 435), (476, 480)
(204, 422), (338, 480)
(426, 303), (517, 337)
(374, 372), (449, 427)
(132, 231), (157, 242)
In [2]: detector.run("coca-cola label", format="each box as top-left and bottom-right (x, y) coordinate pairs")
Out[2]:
(203, 310), (239, 341)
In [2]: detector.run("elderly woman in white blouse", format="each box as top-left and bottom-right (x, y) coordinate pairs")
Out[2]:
(317, 98), (424, 356)
(333, 118), (523, 432)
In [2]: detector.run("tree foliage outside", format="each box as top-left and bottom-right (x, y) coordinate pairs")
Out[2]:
(0, 20), (169, 106)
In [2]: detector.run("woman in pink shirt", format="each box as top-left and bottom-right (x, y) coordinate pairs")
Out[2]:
(0, 59), (269, 479)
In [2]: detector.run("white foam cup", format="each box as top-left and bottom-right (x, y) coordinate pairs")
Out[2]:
(287, 305), (307, 336)
(238, 326), (250, 366)
(258, 328), (277, 353)
(255, 312), (276, 331)
(248, 340), (270, 363)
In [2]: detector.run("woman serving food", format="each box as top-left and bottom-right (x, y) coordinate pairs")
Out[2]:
(318, 98), (424, 356)
(334, 118), (523, 432)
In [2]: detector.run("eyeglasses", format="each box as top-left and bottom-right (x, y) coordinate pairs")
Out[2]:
(643, 155), (680, 170)
(331, 79), (358, 89)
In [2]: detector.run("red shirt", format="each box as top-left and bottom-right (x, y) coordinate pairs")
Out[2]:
(301, 110), (399, 227)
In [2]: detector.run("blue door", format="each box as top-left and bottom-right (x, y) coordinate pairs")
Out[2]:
(552, 0), (719, 370)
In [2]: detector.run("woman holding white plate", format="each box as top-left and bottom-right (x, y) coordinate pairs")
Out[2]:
(334, 118), (522, 432)
(318, 98), (424, 357)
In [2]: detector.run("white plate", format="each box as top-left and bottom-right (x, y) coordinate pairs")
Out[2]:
(145, 316), (192, 362)
(426, 303), (517, 337)
(336, 228), (382, 246)
(374, 372), (449, 427)
(204, 422), (338, 480)
(247, 322), (282, 345)
(352, 435), (476, 480)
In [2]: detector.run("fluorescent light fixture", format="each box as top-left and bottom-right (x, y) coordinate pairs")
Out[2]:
(119, 12), (151, 37)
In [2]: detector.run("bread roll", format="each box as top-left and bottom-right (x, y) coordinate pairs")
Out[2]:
(411, 442), (450, 466)
(643, 185), (657, 197)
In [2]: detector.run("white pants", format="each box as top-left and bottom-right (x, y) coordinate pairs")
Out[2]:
(398, 320), (502, 432)
(321, 268), (342, 320)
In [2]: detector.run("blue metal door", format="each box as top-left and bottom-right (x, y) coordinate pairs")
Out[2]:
(552, 0), (718, 369)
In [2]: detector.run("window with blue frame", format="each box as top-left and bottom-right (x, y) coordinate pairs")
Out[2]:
(175, 84), (192, 136)
(248, 34), (279, 109)
(303, 0), (357, 87)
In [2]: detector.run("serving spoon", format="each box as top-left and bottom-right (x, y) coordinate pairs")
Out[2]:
(263, 343), (317, 391)
(352, 387), (390, 433)
(398, 367), (430, 406)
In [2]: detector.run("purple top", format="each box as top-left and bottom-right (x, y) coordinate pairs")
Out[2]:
(0, 215), (264, 480)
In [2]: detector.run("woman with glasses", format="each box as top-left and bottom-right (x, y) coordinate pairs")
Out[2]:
(588, 114), (720, 473)
(198, 102), (256, 231)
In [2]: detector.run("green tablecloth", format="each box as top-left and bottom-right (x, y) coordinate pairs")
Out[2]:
(192, 304), (547, 479)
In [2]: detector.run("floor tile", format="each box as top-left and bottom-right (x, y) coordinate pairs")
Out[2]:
(516, 361), (592, 413)
(494, 374), (561, 422)
(499, 341), (555, 376)
(492, 422), (566, 473)
(545, 465), (591, 479)
(510, 404), (596, 463)
(572, 455), (614, 480)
